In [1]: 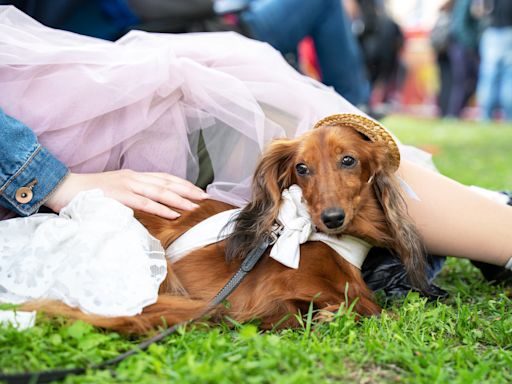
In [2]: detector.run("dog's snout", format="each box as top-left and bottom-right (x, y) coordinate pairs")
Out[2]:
(320, 207), (345, 229)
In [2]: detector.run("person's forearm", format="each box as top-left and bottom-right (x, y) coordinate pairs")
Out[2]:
(0, 108), (69, 216)
(398, 159), (512, 267)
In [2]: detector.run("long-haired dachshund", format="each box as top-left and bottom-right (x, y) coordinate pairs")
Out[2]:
(28, 115), (427, 334)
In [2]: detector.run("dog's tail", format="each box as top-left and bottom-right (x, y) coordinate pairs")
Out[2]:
(20, 294), (213, 334)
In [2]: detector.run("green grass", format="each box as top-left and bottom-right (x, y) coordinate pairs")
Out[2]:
(384, 116), (512, 189)
(1, 116), (512, 384)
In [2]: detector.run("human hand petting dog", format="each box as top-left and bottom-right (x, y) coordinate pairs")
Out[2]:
(45, 170), (209, 219)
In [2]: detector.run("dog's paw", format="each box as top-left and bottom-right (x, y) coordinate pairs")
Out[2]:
(313, 304), (343, 323)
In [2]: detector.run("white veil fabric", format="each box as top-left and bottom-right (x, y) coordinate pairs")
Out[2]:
(0, 5), (432, 218)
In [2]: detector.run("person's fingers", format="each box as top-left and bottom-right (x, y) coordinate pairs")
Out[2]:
(123, 193), (181, 219)
(165, 182), (209, 201)
(143, 172), (195, 186)
(134, 173), (209, 201)
(142, 172), (209, 197)
(130, 181), (200, 211)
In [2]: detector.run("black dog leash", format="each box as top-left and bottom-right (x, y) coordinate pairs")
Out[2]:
(0, 238), (271, 384)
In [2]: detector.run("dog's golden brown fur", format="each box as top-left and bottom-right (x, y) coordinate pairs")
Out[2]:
(24, 124), (427, 334)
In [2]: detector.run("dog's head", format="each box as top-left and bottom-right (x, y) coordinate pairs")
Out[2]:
(283, 125), (385, 234)
(226, 117), (427, 290)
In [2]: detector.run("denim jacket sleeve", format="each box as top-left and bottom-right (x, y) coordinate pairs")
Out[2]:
(0, 108), (69, 216)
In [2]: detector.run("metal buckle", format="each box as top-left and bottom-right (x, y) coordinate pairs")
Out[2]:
(268, 222), (284, 245)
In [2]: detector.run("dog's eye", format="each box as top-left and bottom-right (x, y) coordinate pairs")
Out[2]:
(295, 163), (309, 176)
(340, 156), (357, 168)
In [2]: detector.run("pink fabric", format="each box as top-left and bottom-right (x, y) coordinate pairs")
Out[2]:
(0, 6), (372, 219)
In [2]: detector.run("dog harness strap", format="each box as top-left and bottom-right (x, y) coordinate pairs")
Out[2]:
(166, 185), (372, 269)
(310, 233), (370, 269)
(166, 208), (241, 263)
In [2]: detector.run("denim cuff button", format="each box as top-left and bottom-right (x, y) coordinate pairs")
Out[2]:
(15, 186), (33, 204)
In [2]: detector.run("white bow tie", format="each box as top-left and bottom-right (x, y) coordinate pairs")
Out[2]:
(166, 185), (371, 269)
(269, 185), (314, 268)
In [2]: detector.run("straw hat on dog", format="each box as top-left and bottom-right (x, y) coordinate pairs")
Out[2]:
(313, 114), (401, 172)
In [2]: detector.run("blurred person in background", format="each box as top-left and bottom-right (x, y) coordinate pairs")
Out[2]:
(239, 0), (371, 108)
(475, 0), (512, 121)
(430, 0), (455, 117)
(445, 0), (480, 118)
(345, 0), (405, 114)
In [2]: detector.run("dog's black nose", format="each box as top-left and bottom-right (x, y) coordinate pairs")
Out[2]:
(320, 207), (345, 229)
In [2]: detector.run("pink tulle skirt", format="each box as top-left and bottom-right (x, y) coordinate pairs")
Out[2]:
(0, 6), (431, 220)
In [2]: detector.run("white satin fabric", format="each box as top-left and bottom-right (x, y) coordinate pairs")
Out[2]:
(165, 208), (241, 262)
(166, 185), (371, 269)
(0, 190), (167, 317)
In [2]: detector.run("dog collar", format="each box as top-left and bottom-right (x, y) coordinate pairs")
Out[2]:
(165, 185), (371, 269)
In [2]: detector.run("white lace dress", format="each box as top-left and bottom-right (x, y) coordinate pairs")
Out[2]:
(0, 190), (167, 317)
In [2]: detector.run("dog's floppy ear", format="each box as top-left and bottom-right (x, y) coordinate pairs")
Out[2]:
(225, 138), (298, 262)
(361, 137), (427, 291)
(372, 170), (428, 291)
(362, 138), (388, 180)
(252, 138), (298, 210)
